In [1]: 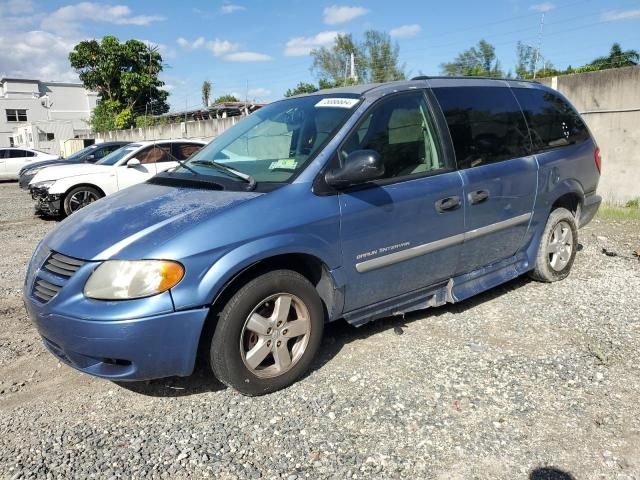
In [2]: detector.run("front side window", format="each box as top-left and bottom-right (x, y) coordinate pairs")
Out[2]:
(433, 86), (530, 169)
(6, 109), (27, 122)
(176, 94), (359, 183)
(340, 92), (444, 180)
(513, 88), (589, 152)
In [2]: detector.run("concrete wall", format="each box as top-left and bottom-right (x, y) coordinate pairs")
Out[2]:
(539, 66), (640, 203)
(92, 116), (240, 143)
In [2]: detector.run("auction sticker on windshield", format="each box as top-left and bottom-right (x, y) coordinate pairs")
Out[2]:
(315, 98), (359, 108)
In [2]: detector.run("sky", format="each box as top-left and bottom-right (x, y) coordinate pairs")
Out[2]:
(0, 0), (638, 111)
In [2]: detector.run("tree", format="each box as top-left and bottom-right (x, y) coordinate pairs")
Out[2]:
(515, 41), (537, 79)
(589, 43), (639, 70)
(213, 94), (239, 104)
(440, 40), (503, 77)
(69, 35), (170, 131)
(284, 82), (319, 97)
(202, 80), (212, 107)
(310, 30), (405, 85)
(362, 30), (405, 82)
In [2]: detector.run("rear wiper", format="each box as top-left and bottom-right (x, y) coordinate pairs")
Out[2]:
(191, 160), (256, 190)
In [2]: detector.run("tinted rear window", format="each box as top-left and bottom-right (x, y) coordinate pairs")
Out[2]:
(433, 86), (530, 169)
(512, 88), (589, 152)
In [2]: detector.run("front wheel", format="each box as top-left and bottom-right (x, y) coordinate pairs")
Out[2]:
(210, 270), (324, 396)
(529, 207), (578, 282)
(63, 186), (103, 216)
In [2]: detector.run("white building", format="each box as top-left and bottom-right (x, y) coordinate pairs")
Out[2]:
(0, 78), (98, 154)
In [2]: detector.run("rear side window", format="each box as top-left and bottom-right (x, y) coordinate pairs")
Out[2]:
(172, 143), (202, 161)
(513, 88), (589, 152)
(433, 86), (530, 169)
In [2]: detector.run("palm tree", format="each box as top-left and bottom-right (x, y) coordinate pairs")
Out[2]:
(589, 43), (639, 70)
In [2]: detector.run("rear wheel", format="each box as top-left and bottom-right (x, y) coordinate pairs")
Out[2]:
(210, 270), (324, 396)
(529, 207), (578, 282)
(63, 186), (103, 216)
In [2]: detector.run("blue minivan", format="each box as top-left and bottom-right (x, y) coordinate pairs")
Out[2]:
(24, 77), (601, 395)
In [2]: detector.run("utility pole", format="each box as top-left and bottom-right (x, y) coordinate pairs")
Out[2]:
(533, 12), (545, 79)
(350, 52), (357, 82)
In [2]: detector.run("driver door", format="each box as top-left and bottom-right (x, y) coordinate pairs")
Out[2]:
(337, 91), (466, 311)
(115, 145), (162, 190)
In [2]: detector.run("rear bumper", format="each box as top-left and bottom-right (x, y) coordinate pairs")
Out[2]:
(25, 300), (210, 380)
(579, 193), (601, 228)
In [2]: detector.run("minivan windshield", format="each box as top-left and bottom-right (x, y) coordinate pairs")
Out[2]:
(97, 145), (140, 166)
(175, 94), (360, 183)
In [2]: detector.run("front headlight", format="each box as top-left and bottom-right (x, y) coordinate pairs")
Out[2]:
(84, 260), (185, 300)
(31, 180), (55, 190)
(25, 166), (44, 176)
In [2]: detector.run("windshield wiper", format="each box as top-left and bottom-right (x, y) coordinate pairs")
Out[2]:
(174, 158), (199, 176)
(191, 160), (256, 190)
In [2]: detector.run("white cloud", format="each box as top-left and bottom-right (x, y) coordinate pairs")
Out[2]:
(602, 9), (640, 21)
(1, 0), (35, 15)
(389, 24), (421, 38)
(206, 39), (240, 56)
(247, 87), (271, 99)
(284, 31), (341, 56)
(323, 5), (368, 25)
(0, 31), (78, 82)
(221, 3), (246, 14)
(41, 2), (165, 32)
(224, 51), (272, 62)
(177, 37), (205, 49)
(529, 2), (555, 13)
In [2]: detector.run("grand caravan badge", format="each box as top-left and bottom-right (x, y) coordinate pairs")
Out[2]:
(356, 242), (411, 260)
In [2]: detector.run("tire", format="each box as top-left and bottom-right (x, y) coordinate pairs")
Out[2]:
(63, 186), (103, 216)
(529, 207), (578, 282)
(210, 270), (324, 396)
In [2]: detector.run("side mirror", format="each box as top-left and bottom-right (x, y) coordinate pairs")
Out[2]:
(126, 158), (141, 168)
(325, 150), (385, 188)
(85, 154), (95, 162)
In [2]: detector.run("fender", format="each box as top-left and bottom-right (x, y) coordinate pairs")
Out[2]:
(170, 232), (342, 311)
(523, 174), (586, 266)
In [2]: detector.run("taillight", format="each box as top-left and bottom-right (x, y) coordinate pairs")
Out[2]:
(594, 146), (601, 174)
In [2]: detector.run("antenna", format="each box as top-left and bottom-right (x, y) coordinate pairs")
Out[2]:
(533, 12), (545, 79)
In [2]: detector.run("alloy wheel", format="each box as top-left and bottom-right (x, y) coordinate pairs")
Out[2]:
(547, 220), (574, 271)
(240, 293), (311, 378)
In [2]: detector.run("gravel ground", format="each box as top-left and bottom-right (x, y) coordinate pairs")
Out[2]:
(0, 181), (639, 479)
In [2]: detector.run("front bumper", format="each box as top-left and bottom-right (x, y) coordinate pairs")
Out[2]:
(579, 192), (602, 228)
(31, 186), (62, 216)
(19, 173), (36, 189)
(25, 300), (210, 380)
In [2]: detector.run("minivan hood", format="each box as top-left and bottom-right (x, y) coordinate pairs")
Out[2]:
(43, 183), (262, 260)
(30, 163), (113, 184)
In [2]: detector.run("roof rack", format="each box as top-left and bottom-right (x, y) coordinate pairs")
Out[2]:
(411, 75), (540, 84)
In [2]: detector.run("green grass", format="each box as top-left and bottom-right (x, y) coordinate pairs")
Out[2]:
(597, 203), (640, 221)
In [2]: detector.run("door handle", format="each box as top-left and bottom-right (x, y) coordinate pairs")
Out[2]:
(468, 189), (490, 205)
(435, 196), (461, 213)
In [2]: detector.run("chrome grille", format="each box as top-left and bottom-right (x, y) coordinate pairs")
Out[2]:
(43, 252), (85, 278)
(33, 278), (62, 302)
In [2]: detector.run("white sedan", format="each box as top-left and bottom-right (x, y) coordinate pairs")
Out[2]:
(29, 139), (206, 216)
(0, 147), (58, 180)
